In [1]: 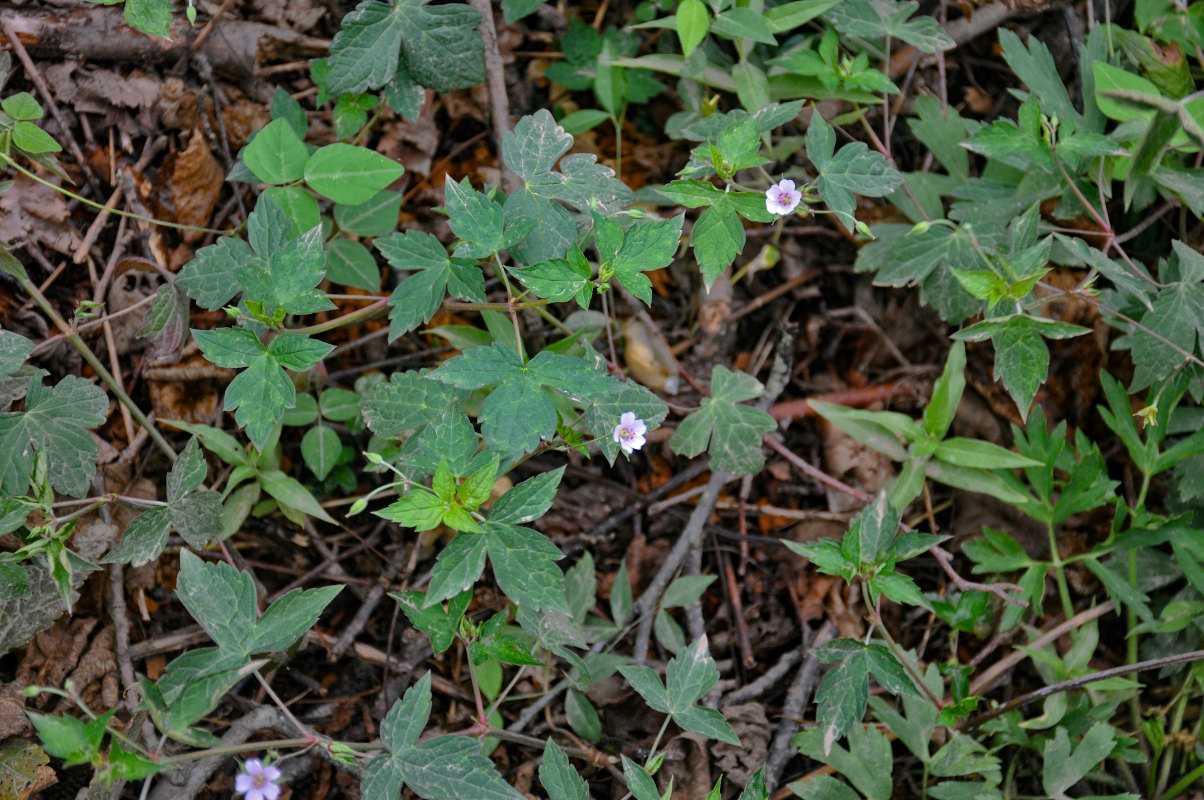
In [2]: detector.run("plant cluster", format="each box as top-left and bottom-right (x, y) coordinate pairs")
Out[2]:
(2, 0), (1204, 798)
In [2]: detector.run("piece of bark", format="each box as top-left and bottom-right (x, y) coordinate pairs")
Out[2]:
(0, 7), (329, 79)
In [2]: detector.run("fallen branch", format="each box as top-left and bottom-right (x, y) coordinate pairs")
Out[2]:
(0, 7), (328, 79)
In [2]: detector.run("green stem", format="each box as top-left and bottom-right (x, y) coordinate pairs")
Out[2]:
(1048, 522), (1075, 621)
(19, 276), (178, 462)
(290, 298), (390, 336)
(875, 618), (944, 709)
(645, 715), (672, 768)
(465, 650), (489, 725)
(493, 253), (524, 354)
(0, 154), (231, 235)
(1160, 762), (1204, 800)
(442, 298), (551, 312)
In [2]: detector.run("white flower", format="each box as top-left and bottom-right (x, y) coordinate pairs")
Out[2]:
(613, 412), (647, 455)
(766, 179), (801, 216)
(235, 758), (282, 800)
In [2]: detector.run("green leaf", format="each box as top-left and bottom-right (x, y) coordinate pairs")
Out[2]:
(620, 637), (740, 745)
(236, 226), (336, 316)
(502, 0), (544, 22)
(1000, 28), (1085, 130)
(486, 521), (568, 612)
(175, 550), (340, 659)
(258, 468), (338, 524)
(104, 438), (221, 565)
(426, 531), (488, 603)
(676, 0), (710, 55)
(377, 487), (446, 531)
(193, 329), (333, 450)
(808, 113), (903, 230)
(123, 0), (172, 38)
(813, 639), (870, 755)
(490, 467), (564, 524)
(1042, 722), (1120, 797)
(335, 189), (403, 237)
(596, 212), (684, 305)
(175, 550), (257, 652)
(177, 237), (255, 311)
(0, 371), (108, 497)
(252, 583), (343, 653)
(325, 238), (382, 292)
(923, 341), (965, 440)
(398, 1), (485, 93)
(243, 119), (310, 185)
(378, 229), (485, 339)
(669, 365), (777, 475)
(541, 739), (589, 800)
(661, 574), (717, 608)
(932, 437), (1043, 469)
(692, 196), (747, 290)
(302, 425), (342, 479)
(564, 689), (602, 741)
(430, 343), (614, 453)
(712, 7), (777, 43)
(790, 775), (861, 800)
(2, 92), (42, 121)
(270, 85), (308, 139)
(622, 757), (662, 800)
(843, 492), (900, 569)
(392, 590), (470, 654)
(304, 143), (404, 205)
(26, 713), (99, 767)
(368, 672), (525, 800)
(12, 121), (61, 154)
(326, 0), (406, 95)
(954, 314), (1088, 417)
(794, 725), (892, 800)
(0, 331), (32, 378)
(908, 96), (969, 181)
(319, 387), (362, 422)
(513, 255), (593, 306)
(362, 370), (469, 436)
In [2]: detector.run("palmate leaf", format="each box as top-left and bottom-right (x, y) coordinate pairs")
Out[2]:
(669, 365), (777, 475)
(376, 230), (486, 340)
(364, 674), (526, 800)
(193, 328), (334, 449)
(235, 226), (335, 316)
(954, 314), (1091, 417)
(103, 438), (223, 566)
(807, 113), (903, 231)
(361, 370), (469, 436)
(502, 110), (633, 263)
(445, 178), (534, 258)
(619, 637), (740, 745)
(593, 212), (684, 304)
(0, 370), (108, 497)
(175, 550), (341, 658)
(485, 520), (569, 613)
(327, 0), (484, 95)
(813, 639), (921, 755)
(429, 343), (615, 453)
(0, 330), (33, 377)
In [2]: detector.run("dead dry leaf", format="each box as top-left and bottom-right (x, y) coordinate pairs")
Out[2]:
(711, 702), (770, 787)
(0, 174), (79, 256)
(170, 128), (224, 241)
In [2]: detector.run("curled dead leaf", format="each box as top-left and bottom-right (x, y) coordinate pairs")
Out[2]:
(170, 128), (223, 241)
(622, 317), (679, 394)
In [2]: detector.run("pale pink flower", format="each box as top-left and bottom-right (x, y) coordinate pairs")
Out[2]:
(235, 758), (282, 800)
(766, 179), (801, 215)
(613, 412), (647, 455)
